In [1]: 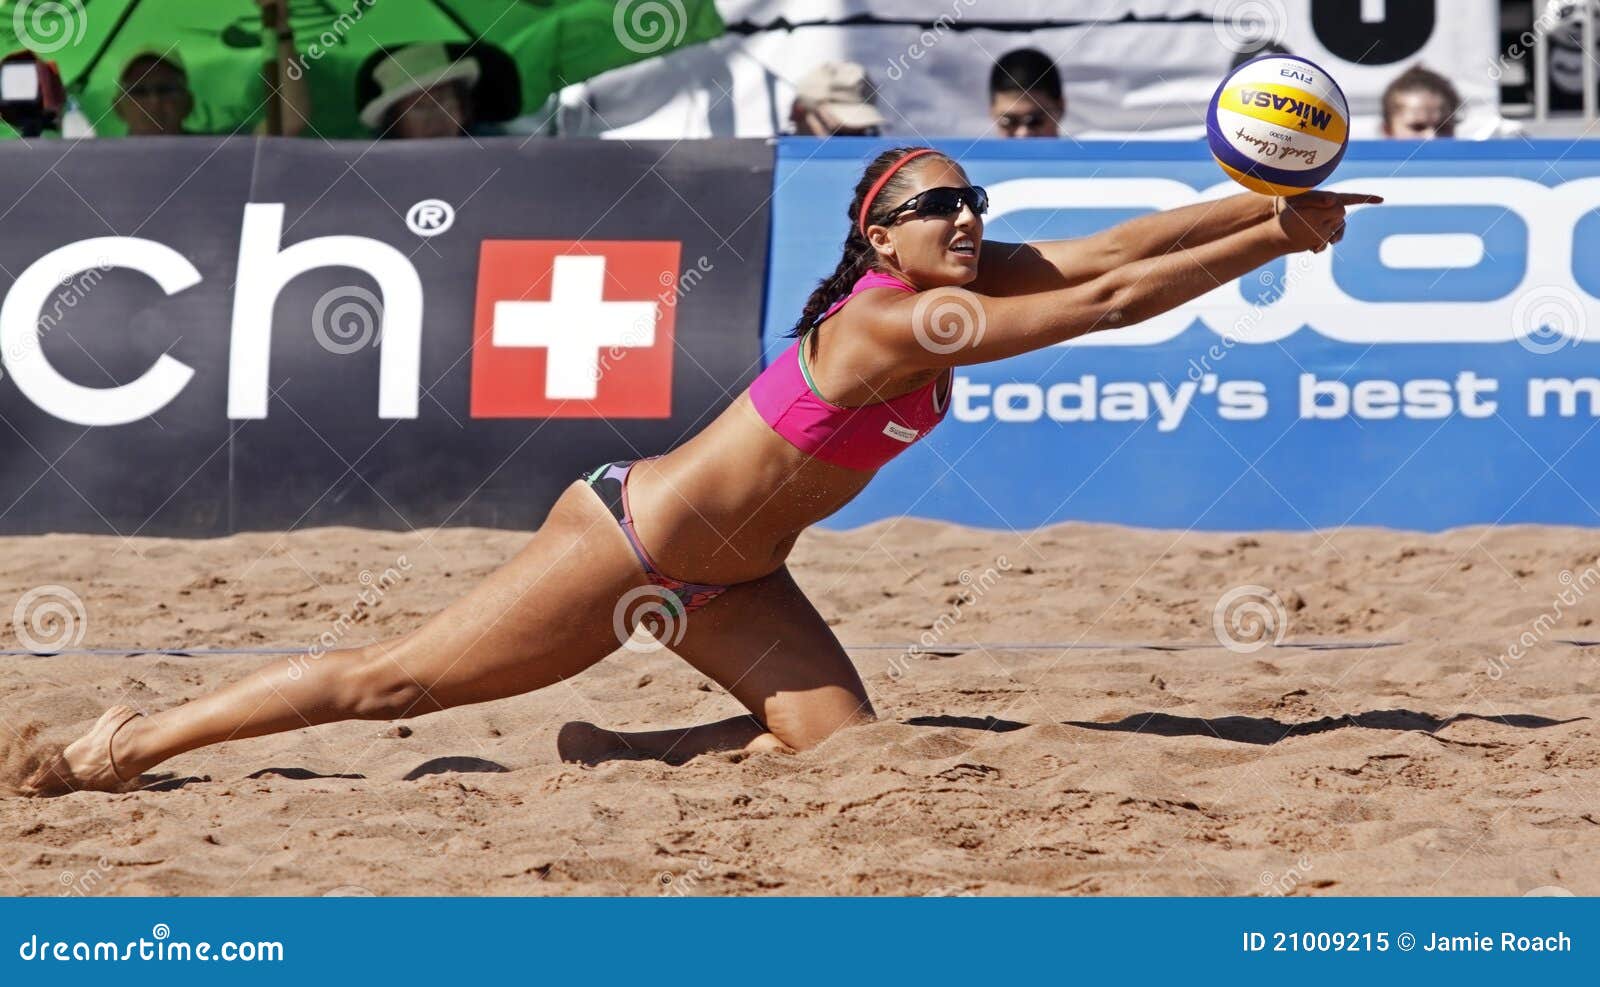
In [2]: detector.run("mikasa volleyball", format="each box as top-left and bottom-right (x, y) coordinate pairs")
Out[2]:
(1206, 54), (1350, 196)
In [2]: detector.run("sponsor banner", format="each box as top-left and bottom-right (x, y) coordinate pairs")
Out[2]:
(0, 138), (771, 535)
(560, 1), (1501, 140)
(765, 137), (1600, 532)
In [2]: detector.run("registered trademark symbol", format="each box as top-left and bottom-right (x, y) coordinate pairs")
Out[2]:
(406, 199), (455, 237)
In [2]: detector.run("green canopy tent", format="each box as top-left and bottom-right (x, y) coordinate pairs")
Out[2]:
(0, 0), (724, 137)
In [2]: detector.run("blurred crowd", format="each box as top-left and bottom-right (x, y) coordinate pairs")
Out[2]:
(784, 49), (1481, 143)
(12, 16), (1495, 145)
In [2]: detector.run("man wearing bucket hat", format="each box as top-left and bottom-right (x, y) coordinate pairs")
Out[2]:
(361, 42), (480, 139)
(789, 61), (888, 137)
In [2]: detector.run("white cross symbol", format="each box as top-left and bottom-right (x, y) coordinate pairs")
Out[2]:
(492, 255), (658, 400)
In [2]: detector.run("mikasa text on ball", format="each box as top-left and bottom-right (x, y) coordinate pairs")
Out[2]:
(1206, 54), (1350, 196)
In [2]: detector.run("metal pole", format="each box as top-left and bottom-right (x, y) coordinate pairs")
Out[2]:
(1535, 2), (1550, 124)
(262, 0), (284, 136)
(1583, 0), (1597, 122)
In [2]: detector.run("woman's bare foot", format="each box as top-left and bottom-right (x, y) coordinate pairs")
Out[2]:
(21, 706), (143, 797)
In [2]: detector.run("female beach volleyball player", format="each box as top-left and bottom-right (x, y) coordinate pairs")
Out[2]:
(25, 147), (1379, 795)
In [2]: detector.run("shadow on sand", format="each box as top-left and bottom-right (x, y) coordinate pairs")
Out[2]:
(907, 710), (1587, 746)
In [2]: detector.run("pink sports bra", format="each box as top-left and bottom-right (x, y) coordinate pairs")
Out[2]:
(750, 271), (952, 471)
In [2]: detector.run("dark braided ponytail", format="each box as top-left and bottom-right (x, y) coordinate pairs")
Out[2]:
(788, 146), (949, 337)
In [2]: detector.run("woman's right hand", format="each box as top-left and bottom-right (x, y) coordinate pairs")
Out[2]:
(1272, 191), (1384, 253)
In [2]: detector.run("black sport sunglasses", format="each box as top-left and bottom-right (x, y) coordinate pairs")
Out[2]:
(880, 185), (989, 225)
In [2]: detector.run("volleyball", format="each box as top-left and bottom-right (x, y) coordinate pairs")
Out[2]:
(1206, 54), (1350, 196)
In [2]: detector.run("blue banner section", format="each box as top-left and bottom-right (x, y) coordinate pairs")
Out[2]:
(765, 138), (1600, 531)
(1, 896), (1592, 983)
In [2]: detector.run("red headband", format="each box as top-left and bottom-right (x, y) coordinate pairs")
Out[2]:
(857, 148), (939, 237)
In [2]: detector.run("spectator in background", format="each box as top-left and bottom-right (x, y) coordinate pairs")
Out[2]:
(112, 1), (308, 137)
(789, 61), (886, 136)
(1382, 64), (1460, 139)
(361, 43), (480, 139)
(989, 48), (1064, 138)
(113, 52), (194, 136)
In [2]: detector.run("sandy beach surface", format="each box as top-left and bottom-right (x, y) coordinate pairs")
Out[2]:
(2, 520), (1597, 896)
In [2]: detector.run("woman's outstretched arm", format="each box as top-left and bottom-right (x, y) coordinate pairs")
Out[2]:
(859, 191), (1380, 369)
(971, 193), (1278, 296)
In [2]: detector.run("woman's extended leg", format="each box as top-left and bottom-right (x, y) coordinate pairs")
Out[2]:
(28, 481), (653, 794)
(558, 564), (875, 764)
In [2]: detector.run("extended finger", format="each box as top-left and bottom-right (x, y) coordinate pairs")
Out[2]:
(1328, 192), (1385, 205)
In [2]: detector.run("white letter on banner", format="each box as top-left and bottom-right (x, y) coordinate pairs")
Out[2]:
(228, 203), (423, 419)
(1291, 177), (1562, 343)
(0, 237), (198, 426)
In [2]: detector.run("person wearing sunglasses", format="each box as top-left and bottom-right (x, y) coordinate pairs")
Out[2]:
(25, 147), (1379, 796)
(989, 48), (1065, 138)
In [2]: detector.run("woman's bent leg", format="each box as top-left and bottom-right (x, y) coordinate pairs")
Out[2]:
(560, 565), (874, 764)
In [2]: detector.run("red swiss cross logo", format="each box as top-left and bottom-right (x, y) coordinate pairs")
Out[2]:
(470, 240), (680, 418)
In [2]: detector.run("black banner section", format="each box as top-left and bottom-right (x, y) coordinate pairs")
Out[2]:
(0, 137), (772, 535)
